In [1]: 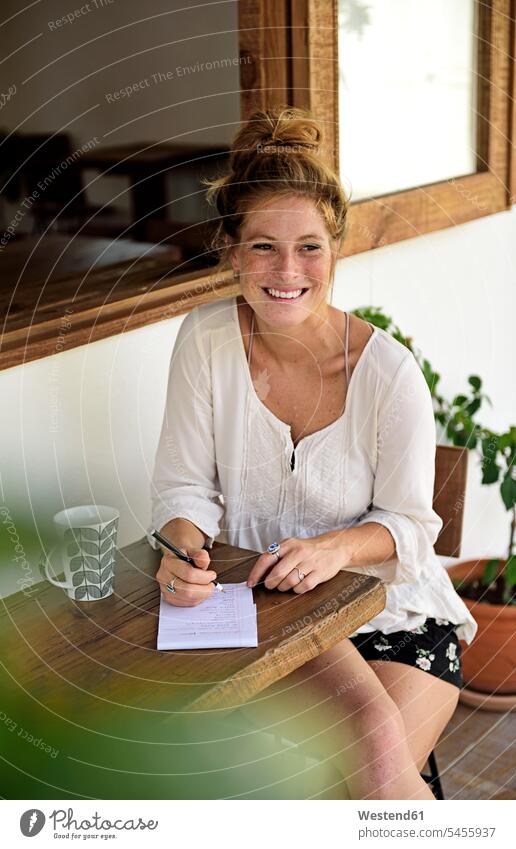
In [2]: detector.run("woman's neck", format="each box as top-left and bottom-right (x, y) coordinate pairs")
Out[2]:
(243, 297), (343, 368)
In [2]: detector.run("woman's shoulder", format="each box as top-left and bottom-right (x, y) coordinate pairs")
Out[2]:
(174, 296), (237, 353)
(351, 314), (414, 386)
(186, 295), (237, 333)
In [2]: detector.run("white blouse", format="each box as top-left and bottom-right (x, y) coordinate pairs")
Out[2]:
(147, 295), (477, 645)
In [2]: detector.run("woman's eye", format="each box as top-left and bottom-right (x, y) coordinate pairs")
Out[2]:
(303, 244), (320, 251)
(252, 243), (273, 250)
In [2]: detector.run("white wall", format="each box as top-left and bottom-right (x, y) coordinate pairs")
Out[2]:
(1, 206), (515, 597)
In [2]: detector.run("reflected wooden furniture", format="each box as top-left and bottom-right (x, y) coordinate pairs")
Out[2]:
(79, 142), (229, 239)
(0, 235), (235, 371)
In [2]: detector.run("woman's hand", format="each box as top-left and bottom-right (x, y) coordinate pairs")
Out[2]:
(156, 545), (218, 607)
(246, 535), (348, 594)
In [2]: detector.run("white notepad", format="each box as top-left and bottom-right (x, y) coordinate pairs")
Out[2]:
(157, 581), (258, 649)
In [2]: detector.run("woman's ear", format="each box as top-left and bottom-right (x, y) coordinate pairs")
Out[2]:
(332, 237), (342, 257)
(225, 237), (238, 274)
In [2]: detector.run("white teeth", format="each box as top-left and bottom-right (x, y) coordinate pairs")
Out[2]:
(265, 288), (304, 299)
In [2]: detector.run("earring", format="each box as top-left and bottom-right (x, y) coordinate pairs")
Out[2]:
(233, 270), (240, 279)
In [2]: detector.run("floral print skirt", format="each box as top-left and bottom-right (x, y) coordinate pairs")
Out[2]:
(349, 617), (463, 689)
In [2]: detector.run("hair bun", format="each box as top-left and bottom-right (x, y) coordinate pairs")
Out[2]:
(201, 103), (349, 265)
(229, 105), (323, 173)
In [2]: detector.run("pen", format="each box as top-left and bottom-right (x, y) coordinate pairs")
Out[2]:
(151, 529), (225, 592)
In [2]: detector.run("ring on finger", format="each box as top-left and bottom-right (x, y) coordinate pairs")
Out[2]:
(267, 542), (281, 564)
(166, 577), (177, 593)
(296, 568), (305, 583)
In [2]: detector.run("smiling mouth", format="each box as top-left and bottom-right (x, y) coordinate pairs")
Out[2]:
(262, 287), (309, 301)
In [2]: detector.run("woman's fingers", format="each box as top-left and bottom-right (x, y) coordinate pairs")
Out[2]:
(276, 567), (307, 592)
(157, 553), (217, 586)
(263, 551), (303, 589)
(246, 540), (298, 588)
(159, 575), (214, 606)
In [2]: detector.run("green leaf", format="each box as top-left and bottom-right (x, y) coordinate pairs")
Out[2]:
(67, 543), (79, 556)
(481, 459), (500, 485)
(500, 472), (516, 510)
(84, 570), (101, 584)
(75, 586), (89, 600)
(100, 581), (113, 597)
(86, 585), (101, 599)
(69, 556), (85, 573)
(452, 395), (468, 407)
(468, 375), (481, 391)
(504, 555), (516, 589)
(481, 559), (500, 585)
(72, 572), (85, 587)
(465, 398), (481, 416)
(499, 433), (512, 450)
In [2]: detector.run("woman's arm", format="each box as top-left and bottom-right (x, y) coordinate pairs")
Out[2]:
(157, 517), (208, 552)
(318, 521), (397, 567)
(148, 309), (224, 552)
(341, 351), (443, 584)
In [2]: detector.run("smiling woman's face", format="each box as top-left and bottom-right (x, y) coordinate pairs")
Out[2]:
(228, 195), (338, 327)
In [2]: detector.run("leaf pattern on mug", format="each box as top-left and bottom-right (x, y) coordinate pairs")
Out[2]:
(65, 518), (118, 600)
(84, 570), (101, 584)
(81, 541), (100, 556)
(100, 550), (113, 567)
(101, 565), (112, 582)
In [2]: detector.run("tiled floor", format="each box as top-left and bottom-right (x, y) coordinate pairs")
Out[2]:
(434, 703), (515, 799)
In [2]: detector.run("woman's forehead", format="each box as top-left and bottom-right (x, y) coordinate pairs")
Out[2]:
(240, 198), (328, 239)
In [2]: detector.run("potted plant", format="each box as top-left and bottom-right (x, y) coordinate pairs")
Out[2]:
(446, 426), (516, 708)
(353, 307), (516, 709)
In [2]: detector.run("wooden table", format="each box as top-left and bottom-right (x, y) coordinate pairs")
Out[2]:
(2, 537), (385, 712)
(0, 537), (385, 798)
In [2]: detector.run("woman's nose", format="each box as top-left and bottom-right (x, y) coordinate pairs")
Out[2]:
(275, 248), (301, 276)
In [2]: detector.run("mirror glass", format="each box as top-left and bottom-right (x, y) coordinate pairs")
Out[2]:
(337, 0), (478, 201)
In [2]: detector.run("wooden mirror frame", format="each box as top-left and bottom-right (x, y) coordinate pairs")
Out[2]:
(240, 0), (515, 253)
(2, 0), (513, 370)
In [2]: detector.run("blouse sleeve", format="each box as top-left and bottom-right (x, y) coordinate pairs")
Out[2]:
(147, 309), (224, 551)
(350, 352), (443, 585)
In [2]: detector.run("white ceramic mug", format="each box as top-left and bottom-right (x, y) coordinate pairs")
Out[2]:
(39, 505), (119, 600)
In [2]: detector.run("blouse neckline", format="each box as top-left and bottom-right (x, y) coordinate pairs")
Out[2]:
(232, 296), (378, 449)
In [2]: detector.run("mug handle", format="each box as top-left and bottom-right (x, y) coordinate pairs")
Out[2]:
(39, 545), (74, 590)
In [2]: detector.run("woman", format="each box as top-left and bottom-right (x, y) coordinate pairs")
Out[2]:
(148, 106), (477, 800)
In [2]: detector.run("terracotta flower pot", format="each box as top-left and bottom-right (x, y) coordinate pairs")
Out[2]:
(448, 559), (516, 698)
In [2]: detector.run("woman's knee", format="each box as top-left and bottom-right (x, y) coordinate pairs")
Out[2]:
(344, 688), (407, 759)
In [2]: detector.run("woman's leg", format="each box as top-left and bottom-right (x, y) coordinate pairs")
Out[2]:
(366, 660), (460, 772)
(238, 637), (435, 800)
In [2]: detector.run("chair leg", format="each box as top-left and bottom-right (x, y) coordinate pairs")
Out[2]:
(420, 749), (445, 800)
